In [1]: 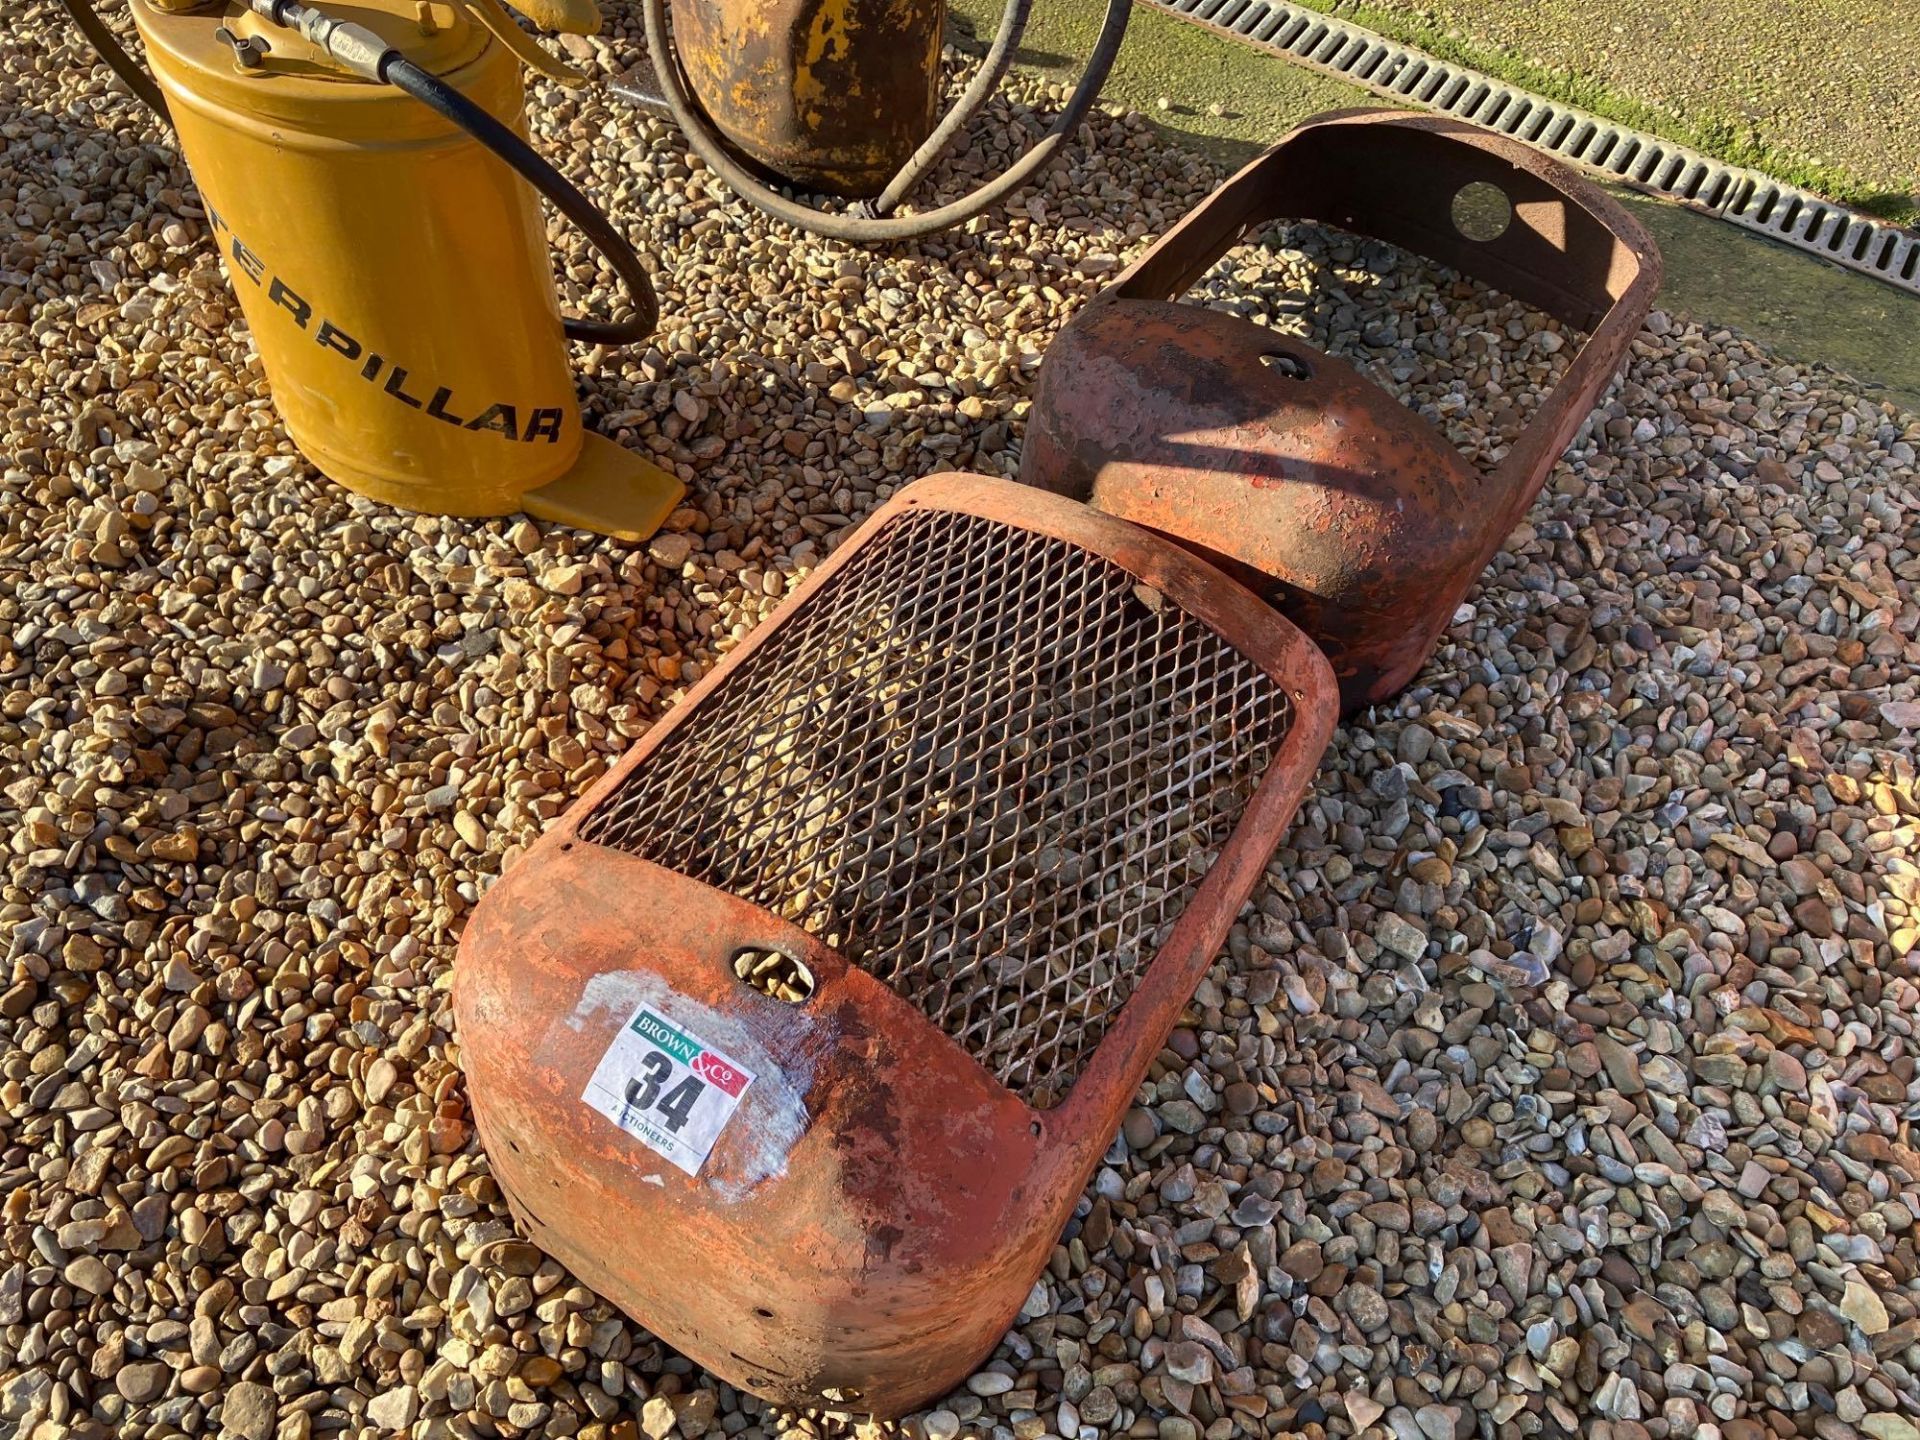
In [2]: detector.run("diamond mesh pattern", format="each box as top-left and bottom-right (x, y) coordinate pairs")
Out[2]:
(580, 507), (1295, 1107)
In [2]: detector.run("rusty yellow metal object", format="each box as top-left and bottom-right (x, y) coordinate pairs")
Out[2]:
(126, 0), (683, 538)
(669, 0), (947, 197)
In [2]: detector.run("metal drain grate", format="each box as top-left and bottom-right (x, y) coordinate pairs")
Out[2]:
(1147, 0), (1920, 297)
(581, 506), (1295, 1107)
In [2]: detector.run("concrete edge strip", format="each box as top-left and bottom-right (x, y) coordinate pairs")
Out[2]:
(1147, 0), (1920, 298)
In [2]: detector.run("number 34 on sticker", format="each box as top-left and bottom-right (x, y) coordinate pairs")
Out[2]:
(582, 1005), (756, 1176)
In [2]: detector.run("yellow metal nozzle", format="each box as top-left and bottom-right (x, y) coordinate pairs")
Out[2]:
(508, 0), (601, 36)
(460, 0), (592, 85)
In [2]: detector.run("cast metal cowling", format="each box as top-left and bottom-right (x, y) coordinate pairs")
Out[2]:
(454, 474), (1338, 1416)
(1019, 109), (1662, 714)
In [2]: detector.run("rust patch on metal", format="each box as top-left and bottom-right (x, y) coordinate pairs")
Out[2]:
(670, 0), (946, 196)
(454, 474), (1338, 1416)
(1020, 108), (1662, 713)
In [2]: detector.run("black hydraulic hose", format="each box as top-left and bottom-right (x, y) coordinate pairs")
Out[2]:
(379, 54), (659, 346)
(641, 0), (1131, 242)
(865, 0), (1033, 219)
(59, 0), (171, 121)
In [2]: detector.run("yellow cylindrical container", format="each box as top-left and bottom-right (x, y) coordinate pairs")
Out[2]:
(131, 0), (594, 517)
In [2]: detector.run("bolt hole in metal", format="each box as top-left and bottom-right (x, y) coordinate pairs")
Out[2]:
(732, 947), (815, 1003)
(1450, 179), (1513, 241)
(1258, 351), (1313, 380)
(1190, 220), (1586, 475)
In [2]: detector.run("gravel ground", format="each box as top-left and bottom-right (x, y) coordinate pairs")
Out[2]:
(6, 4), (1920, 1440)
(1343, 0), (1920, 200)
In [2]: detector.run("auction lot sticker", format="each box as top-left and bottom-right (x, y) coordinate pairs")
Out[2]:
(582, 1004), (756, 1175)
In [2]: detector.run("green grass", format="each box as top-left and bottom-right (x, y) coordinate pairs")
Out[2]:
(1288, 0), (1919, 226)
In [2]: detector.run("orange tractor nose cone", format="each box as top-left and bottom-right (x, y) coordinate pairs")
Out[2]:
(1019, 110), (1661, 714)
(455, 474), (1338, 1415)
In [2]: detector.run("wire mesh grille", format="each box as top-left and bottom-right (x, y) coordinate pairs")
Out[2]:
(580, 507), (1295, 1107)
